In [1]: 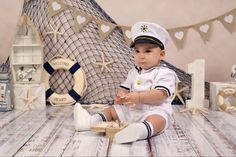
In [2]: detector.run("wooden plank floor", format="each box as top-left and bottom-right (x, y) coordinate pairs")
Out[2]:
(0, 105), (236, 157)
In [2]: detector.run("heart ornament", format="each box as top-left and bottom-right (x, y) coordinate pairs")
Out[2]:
(125, 30), (131, 39)
(52, 1), (61, 11)
(199, 24), (209, 33)
(174, 31), (184, 40)
(76, 15), (86, 24)
(224, 14), (234, 24)
(101, 24), (110, 33)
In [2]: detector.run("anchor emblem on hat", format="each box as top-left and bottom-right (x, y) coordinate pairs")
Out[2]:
(140, 25), (149, 32)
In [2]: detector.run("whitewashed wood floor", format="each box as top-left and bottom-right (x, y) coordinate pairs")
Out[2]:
(0, 105), (236, 157)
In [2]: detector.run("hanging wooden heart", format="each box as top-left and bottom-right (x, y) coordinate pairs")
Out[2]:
(51, 1), (61, 11)
(174, 31), (184, 40)
(72, 10), (92, 32)
(97, 20), (116, 40)
(120, 26), (132, 45)
(48, 0), (67, 17)
(101, 24), (110, 33)
(199, 24), (209, 33)
(125, 30), (131, 39)
(224, 14), (234, 24)
(76, 15), (86, 24)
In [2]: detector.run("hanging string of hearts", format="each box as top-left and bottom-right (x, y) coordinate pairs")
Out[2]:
(46, 0), (236, 49)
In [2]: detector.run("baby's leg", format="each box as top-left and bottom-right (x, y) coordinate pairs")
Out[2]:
(114, 114), (166, 143)
(145, 115), (166, 135)
(91, 106), (119, 124)
(74, 103), (120, 131)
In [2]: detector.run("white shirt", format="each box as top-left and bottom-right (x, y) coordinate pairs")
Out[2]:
(120, 65), (179, 115)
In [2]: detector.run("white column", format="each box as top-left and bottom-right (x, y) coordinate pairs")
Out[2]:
(186, 59), (206, 108)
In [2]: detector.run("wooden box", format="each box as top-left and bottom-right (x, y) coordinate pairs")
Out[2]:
(210, 82), (236, 110)
(91, 121), (127, 138)
(13, 83), (46, 111)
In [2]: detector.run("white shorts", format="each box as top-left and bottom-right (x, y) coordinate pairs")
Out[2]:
(113, 104), (173, 131)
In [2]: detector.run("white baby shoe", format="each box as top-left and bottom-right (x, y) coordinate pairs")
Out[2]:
(74, 102), (91, 131)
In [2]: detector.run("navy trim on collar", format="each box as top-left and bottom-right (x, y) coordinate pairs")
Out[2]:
(135, 66), (142, 73)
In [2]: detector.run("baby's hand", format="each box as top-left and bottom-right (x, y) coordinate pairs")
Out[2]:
(114, 95), (125, 104)
(114, 90), (126, 104)
(122, 92), (140, 107)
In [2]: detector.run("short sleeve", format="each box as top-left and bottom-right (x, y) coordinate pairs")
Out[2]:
(120, 68), (135, 91)
(153, 68), (179, 97)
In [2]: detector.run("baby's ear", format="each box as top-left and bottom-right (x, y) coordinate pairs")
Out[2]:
(160, 50), (166, 57)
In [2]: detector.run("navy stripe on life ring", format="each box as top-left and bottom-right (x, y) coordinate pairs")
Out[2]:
(44, 62), (55, 75)
(68, 89), (81, 101)
(69, 63), (80, 74)
(46, 88), (54, 99)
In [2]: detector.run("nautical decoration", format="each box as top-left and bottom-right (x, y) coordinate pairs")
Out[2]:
(13, 83), (46, 111)
(44, 57), (86, 106)
(231, 64), (236, 82)
(171, 82), (189, 105)
(91, 52), (114, 73)
(0, 72), (12, 111)
(45, 23), (63, 44)
(210, 82), (236, 110)
(23, 0), (193, 105)
(10, 15), (43, 84)
(217, 87), (236, 112)
(180, 59), (208, 114)
(47, 1), (236, 48)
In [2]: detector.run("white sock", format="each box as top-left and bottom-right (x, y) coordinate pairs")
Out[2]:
(90, 112), (107, 125)
(114, 120), (154, 144)
(142, 121), (154, 138)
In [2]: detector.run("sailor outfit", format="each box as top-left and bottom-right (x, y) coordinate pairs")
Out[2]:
(114, 65), (179, 130)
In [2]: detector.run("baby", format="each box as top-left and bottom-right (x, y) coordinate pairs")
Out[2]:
(74, 21), (179, 143)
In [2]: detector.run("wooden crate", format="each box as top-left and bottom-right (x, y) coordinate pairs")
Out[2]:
(210, 82), (236, 110)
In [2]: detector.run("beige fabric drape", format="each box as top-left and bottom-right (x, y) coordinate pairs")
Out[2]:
(0, 0), (24, 64)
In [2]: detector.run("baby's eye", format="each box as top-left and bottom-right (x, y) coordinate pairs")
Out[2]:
(145, 50), (151, 53)
(134, 49), (140, 53)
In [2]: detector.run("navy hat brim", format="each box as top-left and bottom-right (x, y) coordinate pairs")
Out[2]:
(130, 36), (164, 50)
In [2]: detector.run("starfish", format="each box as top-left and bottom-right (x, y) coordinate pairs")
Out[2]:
(17, 86), (42, 110)
(171, 83), (189, 105)
(92, 53), (114, 72)
(179, 106), (208, 115)
(46, 23), (63, 44)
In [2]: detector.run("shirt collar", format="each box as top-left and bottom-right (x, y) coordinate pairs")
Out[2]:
(135, 65), (161, 73)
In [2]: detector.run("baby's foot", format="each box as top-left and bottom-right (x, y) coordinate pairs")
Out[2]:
(114, 123), (141, 143)
(74, 103), (91, 131)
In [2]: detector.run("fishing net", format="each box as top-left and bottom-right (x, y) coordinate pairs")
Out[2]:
(23, 0), (208, 104)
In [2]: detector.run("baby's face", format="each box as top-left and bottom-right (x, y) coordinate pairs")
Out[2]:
(133, 43), (165, 69)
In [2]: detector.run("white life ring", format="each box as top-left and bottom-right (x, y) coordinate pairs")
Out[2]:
(216, 87), (236, 112)
(44, 57), (86, 106)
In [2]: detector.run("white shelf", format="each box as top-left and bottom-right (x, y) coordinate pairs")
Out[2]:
(12, 44), (41, 47)
(10, 15), (43, 84)
(12, 64), (43, 84)
(12, 46), (42, 64)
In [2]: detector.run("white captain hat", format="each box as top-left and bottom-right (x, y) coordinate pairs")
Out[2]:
(130, 22), (169, 50)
